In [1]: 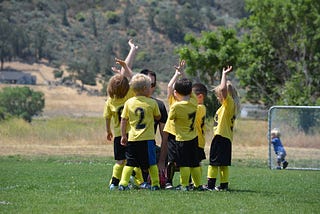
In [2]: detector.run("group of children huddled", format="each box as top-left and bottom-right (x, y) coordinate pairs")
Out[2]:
(103, 39), (241, 191)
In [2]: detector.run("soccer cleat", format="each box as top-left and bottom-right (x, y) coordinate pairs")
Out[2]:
(109, 183), (117, 190)
(203, 185), (215, 191)
(118, 185), (130, 191)
(139, 182), (151, 189)
(276, 166), (282, 170)
(193, 185), (205, 191)
(175, 185), (189, 191)
(283, 161), (289, 169)
(215, 186), (228, 191)
(151, 186), (160, 191)
(165, 183), (174, 190)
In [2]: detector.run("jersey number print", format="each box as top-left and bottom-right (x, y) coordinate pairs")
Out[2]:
(135, 107), (146, 129)
(188, 111), (196, 132)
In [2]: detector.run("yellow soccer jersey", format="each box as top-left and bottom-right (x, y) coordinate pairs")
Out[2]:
(213, 94), (236, 141)
(196, 104), (206, 149)
(164, 93), (198, 137)
(163, 95), (176, 136)
(103, 89), (135, 137)
(168, 97), (198, 141)
(121, 96), (161, 141)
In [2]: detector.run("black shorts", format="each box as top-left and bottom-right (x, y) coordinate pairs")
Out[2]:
(209, 135), (232, 166)
(176, 137), (199, 167)
(197, 147), (206, 162)
(114, 136), (126, 160)
(126, 140), (157, 170)
(167, 134), (178, 163)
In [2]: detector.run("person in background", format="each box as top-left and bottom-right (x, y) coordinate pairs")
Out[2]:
(271, 128), (289, 170)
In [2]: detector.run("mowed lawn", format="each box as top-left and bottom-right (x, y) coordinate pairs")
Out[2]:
(1, 156), (319, 214)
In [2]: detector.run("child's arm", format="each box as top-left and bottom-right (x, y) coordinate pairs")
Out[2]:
(220, 65), (233, 99)
(167, 60), (186, 99)
(115, 58), (133, 79)
(120, 118), (128, 146)
(105, 118), (113, 141)
(123, 39), (138, 71)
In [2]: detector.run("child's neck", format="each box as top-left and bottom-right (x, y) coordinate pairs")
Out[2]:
(177, 94), (190, 101)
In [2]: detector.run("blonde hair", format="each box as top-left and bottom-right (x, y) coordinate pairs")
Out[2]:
(107, 74), (129, 98)
(271, 128), (281, 138)
(214, 80), (241, 115)
(130, 73), (151, 94)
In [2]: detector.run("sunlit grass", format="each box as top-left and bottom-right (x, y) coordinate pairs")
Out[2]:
(1, 156), (319, 214)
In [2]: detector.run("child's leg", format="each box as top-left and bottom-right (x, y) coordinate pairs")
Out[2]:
(166, 162), (175, 185)
(133, 167), (144, 185)
(110, 160), (125, 186)
(119, 166), (134, 187)
(180, 167), (191, 188)
(218, 166), (229, 190)
(207, 165), (218, 189)
(148, 165), (160, 187)
(190, 166), (202, 187)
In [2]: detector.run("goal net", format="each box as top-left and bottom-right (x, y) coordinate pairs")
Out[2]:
(268, 106), (320, 170)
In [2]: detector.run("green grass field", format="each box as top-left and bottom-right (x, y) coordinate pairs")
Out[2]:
(1, 156), (319, 214)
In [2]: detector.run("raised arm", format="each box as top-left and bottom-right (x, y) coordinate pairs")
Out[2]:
(220, 65), (232, 99)
(115, 58), (133, 79)
(111, 39), (138, 79)
(167, 60), (185, 99)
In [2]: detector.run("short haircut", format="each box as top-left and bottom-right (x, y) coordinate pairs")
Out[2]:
(130, 73), (151, 94)
(107, 74), (129, 98)
(174, 78), (192, 96)
(192, 82), (208, 97)
(271, 128), (281, 138)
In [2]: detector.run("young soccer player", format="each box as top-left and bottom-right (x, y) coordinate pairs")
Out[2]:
(140, 69), (168, 188)
(118, 73), (161, 191)
(164, 60), (204, 191)
(103, 40), (144, 190)
(206, 65), (240, 191)
(192, 82), (208, 186)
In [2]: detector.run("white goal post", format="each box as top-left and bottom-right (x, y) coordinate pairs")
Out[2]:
(268, 106), (320, 170)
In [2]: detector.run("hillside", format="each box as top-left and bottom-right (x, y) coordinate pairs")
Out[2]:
(0, 0), (245, 83)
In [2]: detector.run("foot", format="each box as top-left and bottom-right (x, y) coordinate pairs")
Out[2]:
(165, 183), (173, 190)
(283, 161), (289, 169)
(118, 185), (130, 191)
(151, 186), (160, 191)
(109, 183), (117, 190)
(139, 182), (151, 189)
(215, 186), (229, 191)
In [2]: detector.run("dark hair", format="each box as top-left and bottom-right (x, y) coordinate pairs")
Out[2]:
(140, 69), (156, 87)
(192, 82), (208, 97)
(174, 78), (192, 96)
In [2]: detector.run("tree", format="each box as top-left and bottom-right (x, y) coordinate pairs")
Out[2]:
(0, 87), (45, 122)
(176, 28), (239, 116)
(176, 27), (239, 85)
(0, 20), (13, 70)
(237, 0), (320, 107)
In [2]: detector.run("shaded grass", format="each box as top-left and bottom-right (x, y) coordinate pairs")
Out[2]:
(1, 156), (319, 214)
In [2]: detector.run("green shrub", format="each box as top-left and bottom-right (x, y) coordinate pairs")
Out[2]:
(0, 86), (45, 122)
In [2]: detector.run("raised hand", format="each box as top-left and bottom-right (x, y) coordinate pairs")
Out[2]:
(222, 65), (233, 75)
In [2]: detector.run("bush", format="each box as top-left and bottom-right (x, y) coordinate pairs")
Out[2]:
(0, 86), (45, 122)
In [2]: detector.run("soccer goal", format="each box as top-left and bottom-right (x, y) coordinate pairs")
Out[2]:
(268, 106), (320, 170)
